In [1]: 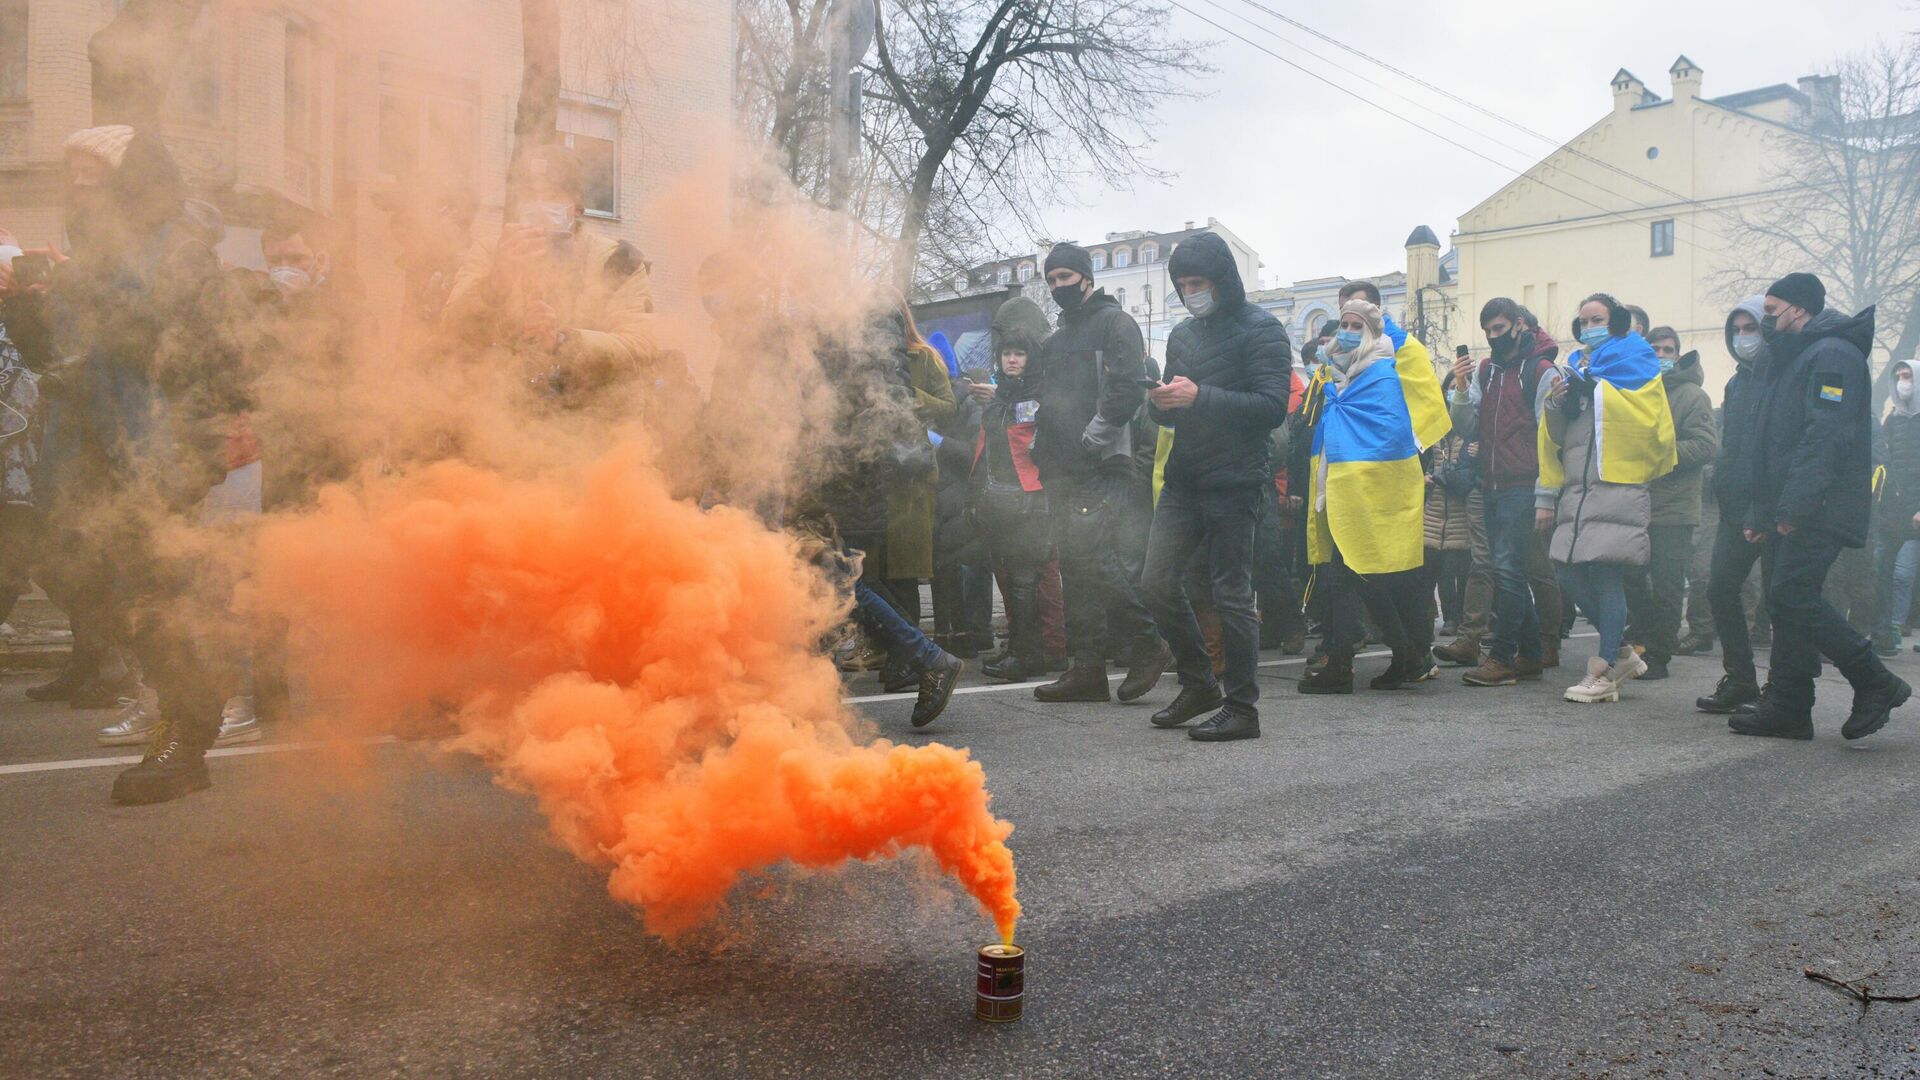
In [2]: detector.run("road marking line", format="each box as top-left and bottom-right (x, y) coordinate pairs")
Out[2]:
(4, 635), (1603, 775)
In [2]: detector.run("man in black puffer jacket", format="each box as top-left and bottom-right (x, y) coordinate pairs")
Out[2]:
(1030, 242), (1169, 706)
(1732, 273), (1908, 742)
(1139, 231), (1292, 742)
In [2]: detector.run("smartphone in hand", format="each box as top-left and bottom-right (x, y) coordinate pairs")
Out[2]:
(12, 253), (51, 289)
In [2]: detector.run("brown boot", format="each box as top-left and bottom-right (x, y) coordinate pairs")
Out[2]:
(1514, 656), (1544, 681)
(1433, 637), (1481, 667)
(1462, 657), (1519, 687)
(1540, 635), (1561, 669)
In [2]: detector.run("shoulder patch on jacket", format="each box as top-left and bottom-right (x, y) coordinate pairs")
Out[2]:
(1819, 384), (1844, 403)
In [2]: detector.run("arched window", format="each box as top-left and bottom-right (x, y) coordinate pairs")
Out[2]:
(1114, 246), (1132, 268)
(997, 266), (1012, 285)
(1017, 262), (1034, 282)
(1139, 243), (1158, 264)
(1091, 249), (1107, 271)
(1305, 311), (1328, 339)
(1116, 287), (1127, 310)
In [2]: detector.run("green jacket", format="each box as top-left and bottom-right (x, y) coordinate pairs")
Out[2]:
(1649, 351), (1719, 526)
(884, 341), (957, 580)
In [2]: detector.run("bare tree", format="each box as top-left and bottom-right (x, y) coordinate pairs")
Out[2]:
(1718, 40), (1920, 372)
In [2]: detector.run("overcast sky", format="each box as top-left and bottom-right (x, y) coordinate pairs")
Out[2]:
(1045, 0), (1917, 290)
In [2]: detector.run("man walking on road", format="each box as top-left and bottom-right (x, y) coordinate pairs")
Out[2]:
(1730, 274), (1909, 741)
(1141, 232), (1292, 741)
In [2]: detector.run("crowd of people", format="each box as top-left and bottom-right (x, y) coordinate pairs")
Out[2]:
(1, 120), (1910, 811)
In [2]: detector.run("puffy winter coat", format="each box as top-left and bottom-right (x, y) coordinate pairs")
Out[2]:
(1711, 296), (1767, 519)
(1151, 231), (1292, 493)
(1747, 306), (1877, 547)
(1649, 350), (1719, 527)
(1544, 336), (1657, 567)
(1423, 432), (1474, 551)
(1878, 361), (1920, 533)
(1033, 290), (1145, 487)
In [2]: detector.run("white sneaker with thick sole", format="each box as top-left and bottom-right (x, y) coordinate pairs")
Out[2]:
(97, 696), (161, 746)
(214, 695), (262, 747)
(1614, 646), (1648, 682)
(1564, 657), (1620, 703)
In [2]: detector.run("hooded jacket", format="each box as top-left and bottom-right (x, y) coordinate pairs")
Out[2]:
(1451, 325), (1559, 493)
(1152, 231), (1292, 493)
(1711, 296), (1767, 518)
(973, 298), (1051, 495)
(1033, 288), (1146, 487)
(1748, 306), (1877, 546)
(1879, 359), (1920, 532)
(1649, 349), (1718, 526)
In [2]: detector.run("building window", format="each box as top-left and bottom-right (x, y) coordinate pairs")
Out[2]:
(1017, 262), (1033, 283)
(1116, 287), (1127, 310)
(1139, 243), (1158, 264)
(284, 23), (314, 152)
(0, 0), (26, 101)
(1306, 311), (1327, 339)
(1114, 246), (1131, 268)
(378, 73), (479, 190)
(1650, 218), (1675, 258)
(560, 102), (620, 218)
(1091, 250), (1107, 271)
(997, 266), (1011, 285)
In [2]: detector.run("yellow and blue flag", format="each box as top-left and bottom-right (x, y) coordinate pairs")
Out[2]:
(1307, 320), (1452, 575)
(1538, 332), (1677, 488)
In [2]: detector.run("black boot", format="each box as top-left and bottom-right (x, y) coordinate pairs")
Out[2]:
(1727, 690), (1813, 741)
(25, 664), (91, 702)
(1117, 639), (1172, 703)
(1674, 632), (1713, 656)
(1639, 657), (1670, 681)
(1301, 654), (1354, 695)
(70, 670), (138, 710)
(1188, 707), (1260, 742)
(1368, 649), (1420, 691)
(1033, 661), (1110, 703)
(1150, 684), (1225, 728)
(910, 653), (965, 728)
(1695, 675), (1760, 714)
(110, 723), (212, 805)
(1843, 674), (1911, 741)
(981, 651), (1035, 683)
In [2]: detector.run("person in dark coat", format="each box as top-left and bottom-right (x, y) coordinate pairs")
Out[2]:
(1696, 296), (1774, 714)
(968, 298), (1053, 681)
(1730, 273), (1908, 740)
(1029, 242), (1168, 705)
(1871, 358), (1920, 655)
(1138, 231), (1291, 741)
(930, 329), (992, 657)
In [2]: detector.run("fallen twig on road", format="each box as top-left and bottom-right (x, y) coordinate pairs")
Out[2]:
(1803, 967), (1920, 1020)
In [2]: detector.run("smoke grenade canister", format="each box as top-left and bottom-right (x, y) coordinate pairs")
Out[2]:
(975, 944), (1024, 1023)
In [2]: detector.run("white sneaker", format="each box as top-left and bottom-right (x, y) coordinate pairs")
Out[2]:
(1614, 646), (1648, 681)
(1564, 657), (1620, 703)
(214, 695), (262, 747)
(97, 696), (161, 746)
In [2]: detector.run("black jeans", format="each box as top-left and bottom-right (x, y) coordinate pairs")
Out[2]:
(1708, 517), (1772, 686)
(1142, 484), (1261, 711)
(1762, 528), (1891, 710)
(1252, 483), (1304, 640)
(1623, 523), (1695, 664)
(1049, 472), (1157, 666)
(980, 487), (1052, 665)
(1319, 547), (1429, 667)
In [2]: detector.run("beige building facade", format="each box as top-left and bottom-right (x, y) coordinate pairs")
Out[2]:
(0, 0), (733, 313)
(1443, 57), (1827, 398)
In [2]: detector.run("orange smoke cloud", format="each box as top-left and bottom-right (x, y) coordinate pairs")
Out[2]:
(250, 444), (1018, 942)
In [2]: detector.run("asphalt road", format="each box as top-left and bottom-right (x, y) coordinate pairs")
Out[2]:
(5, 639), (1920, 1079)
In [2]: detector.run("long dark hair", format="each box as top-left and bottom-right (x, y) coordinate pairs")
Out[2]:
(1572, 292), (1632, 341)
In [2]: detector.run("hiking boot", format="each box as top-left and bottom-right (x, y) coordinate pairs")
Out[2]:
(1188, 707), (1260, 742)
(1564, 657), (1619, 704)
(1640, 657), (1670, 681)
(1299, 660), (1354, 695)
(1728, 692), (1813, 740)
(96, 696), (160, 747)
(1432, 637), (1480, 667)
(981, 651), (1036, 683)
(910, 653), (964, 728)
(26, 665), (90, 702)
(1614, 646), (1648, 682)
(1696, 675), (1760, 714)
(110, 723), (211, 805)
(1674, 632), (1714, 656)
(1151, 684), (1225, 728)
(1117, 640), (1173, 703)
(1514, 656), (1544, 681)
(214, 696), (262, 747)
(1843, 675), (1911, 741)
(1034, 662), (1111, 703)
(1462, 657), (1519, 687)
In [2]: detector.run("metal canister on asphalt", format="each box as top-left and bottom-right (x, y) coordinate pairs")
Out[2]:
(975, 943), (1025, 1023)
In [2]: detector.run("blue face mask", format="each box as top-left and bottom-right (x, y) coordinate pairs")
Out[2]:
(1658, 358), (1675, 375)
(1579, 325), (1611, 350)
(1335, 329), (1364, 353)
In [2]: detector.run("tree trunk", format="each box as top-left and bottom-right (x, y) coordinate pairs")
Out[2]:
(891, 142), (948, 293)
(88, 0), (208, 130)
(510, 0), (563, 188)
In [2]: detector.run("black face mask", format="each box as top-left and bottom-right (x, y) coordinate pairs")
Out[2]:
(1489, 328), (1519, 360)
(1051, 283), (1087, 313)
(1760, 311), (1789, 341)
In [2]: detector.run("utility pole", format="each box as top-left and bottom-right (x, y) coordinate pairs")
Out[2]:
(826, 0), (878, 214)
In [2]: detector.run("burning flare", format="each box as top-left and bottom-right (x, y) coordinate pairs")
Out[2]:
(253, 446), (1020, 941)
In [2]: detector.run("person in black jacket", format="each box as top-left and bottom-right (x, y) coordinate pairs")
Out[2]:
(1870, 358), (1920, 655)
(1730, 273), (1908, 741)
(1695, 296), (1773, 715)
(1029, 242), (1170, 705)
(1139, 232), (1292, 741)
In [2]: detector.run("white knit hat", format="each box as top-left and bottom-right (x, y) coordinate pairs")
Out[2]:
(63, 125), (135, 170)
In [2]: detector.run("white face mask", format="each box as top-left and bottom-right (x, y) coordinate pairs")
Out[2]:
(519, 200), (576, 237)
(1732, 333), (1764, 362)
(1182, 287), (1216, 319)
(0, 245), (21, 268)
(1899, 379), (1914, 401)
(268, 265), (314, 297)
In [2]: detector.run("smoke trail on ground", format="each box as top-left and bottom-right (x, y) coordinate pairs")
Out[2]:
(251, 444), (1020, 942)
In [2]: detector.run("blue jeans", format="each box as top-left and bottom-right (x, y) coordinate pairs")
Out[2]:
(855, 581), (943, 671)
(1485, 487), (1543, 665)
(1142, 484), (1261, 711)
(1874, 536), (1920, 641)
(1557, 561), (1628, 663)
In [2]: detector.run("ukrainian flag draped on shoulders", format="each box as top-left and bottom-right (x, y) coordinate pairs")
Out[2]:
(1307, 317), (1452, 575)
(1538, 332), (1677, 488)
